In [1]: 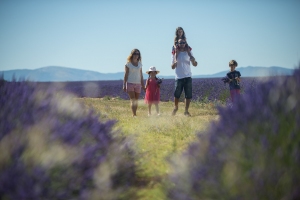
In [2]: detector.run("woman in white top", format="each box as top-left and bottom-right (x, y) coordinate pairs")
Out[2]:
(123, 49), (145, 117)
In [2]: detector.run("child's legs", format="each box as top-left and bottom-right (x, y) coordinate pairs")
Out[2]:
(230, 89), (240, 103)
(154, 103), (159, 114)
(148, 103), (152, 114)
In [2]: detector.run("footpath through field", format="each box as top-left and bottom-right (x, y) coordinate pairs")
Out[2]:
(80, 98), (219, 200)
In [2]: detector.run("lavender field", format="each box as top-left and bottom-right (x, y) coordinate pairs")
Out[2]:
(34, 77), (261, 102)
(1, 69), (299, 199)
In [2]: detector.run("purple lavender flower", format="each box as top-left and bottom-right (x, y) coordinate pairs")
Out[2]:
(20, 77), (258, 103)
(0, 79), (138, 199)
(157, 77), (163, 84)
(167, 66), (300, 200)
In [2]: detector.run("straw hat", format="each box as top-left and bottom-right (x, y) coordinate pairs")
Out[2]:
(146, 66), (160, 74)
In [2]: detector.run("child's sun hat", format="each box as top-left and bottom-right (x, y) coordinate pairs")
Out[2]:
(146, 66), (160, 74)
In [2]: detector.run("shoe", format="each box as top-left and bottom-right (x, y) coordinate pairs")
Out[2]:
(157, 113), (160, 116)
(172, 108), (178, 116)
(184, 111), (191, 117)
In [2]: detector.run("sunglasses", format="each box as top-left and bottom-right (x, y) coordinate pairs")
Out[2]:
(178, 42), (186, 44)
(133, 52), (140, 55)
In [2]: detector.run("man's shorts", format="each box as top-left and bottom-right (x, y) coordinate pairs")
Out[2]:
(127, 83), (142, 93)
(174, 77), (192, 99)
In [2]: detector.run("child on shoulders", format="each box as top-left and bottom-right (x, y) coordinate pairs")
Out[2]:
(172, 27), (194, 61)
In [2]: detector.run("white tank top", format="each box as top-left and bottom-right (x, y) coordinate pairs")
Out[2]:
(126, 62), (142, 84)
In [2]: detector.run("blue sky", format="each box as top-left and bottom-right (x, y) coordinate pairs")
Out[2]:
(0, 0), (299, 76)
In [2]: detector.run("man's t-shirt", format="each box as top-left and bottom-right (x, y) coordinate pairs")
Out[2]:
(171, 51), (193, 80)
(227, 70), (241, 90)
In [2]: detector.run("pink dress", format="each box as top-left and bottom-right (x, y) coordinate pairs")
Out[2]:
(144, 78), (160, 104)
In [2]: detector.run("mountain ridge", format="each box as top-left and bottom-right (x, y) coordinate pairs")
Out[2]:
(0, 66), (294, 82)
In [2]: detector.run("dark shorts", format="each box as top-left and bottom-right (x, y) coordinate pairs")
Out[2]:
(174, 77), (192, 99)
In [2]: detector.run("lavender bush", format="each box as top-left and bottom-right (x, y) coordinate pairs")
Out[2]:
(32, 77), (260, 103)
(167, 67), (300, 199)
(0, 80), (138, 200)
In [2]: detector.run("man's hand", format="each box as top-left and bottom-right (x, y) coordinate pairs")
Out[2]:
(172, 62), (177, 69)
(192, 60), (198, 66)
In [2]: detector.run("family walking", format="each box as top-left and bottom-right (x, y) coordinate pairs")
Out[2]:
(123, 27), (241, 117)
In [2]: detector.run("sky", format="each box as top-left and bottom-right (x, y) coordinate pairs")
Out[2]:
(0, 0), (300, 76)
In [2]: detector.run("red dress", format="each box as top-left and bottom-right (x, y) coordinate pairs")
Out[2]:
(145, 78), (160, 104)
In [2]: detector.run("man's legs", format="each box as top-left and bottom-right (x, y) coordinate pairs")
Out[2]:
(184, 77), (192, 116)
(173, 79), (184, 116)
(185, 98), (191, 112)
(172, 97), (179, 115)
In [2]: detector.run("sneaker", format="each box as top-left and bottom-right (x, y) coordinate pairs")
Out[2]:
(172, 108), (178, 116)
(184, 111), (191, 117)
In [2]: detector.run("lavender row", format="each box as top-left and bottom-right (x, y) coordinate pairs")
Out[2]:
(167, 68), (300, 199)
(0, 80), (139, 199)
(32, 77), (263, 102)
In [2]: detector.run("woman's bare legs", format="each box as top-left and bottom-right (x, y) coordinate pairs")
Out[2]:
(128, 91), (140, 116)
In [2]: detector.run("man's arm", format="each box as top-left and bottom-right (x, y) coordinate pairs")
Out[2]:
(190, 52), (197, 67)
(171, 54), (176, 69)
(191, 60), (198, 67)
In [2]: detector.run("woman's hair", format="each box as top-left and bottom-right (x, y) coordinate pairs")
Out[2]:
(174, 27), (187, 45)
(127, 49), (142, 63)
(229, 60), (238, 67)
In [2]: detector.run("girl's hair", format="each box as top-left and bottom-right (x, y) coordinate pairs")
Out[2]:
(127, 49), (142, 63)
(229, 60), (238, 67)
(174, 27), (187, 45)
(148, 71), (158, 79)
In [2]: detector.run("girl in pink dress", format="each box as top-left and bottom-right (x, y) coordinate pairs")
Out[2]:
(145, 66), (161, 116)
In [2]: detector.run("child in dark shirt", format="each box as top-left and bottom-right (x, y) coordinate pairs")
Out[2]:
(226, 60), (241, 103)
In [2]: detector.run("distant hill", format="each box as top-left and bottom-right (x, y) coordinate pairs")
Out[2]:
(0, 66), (294, 82)
(195, 66), (294, 78)
(0, 66), (125, 82)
